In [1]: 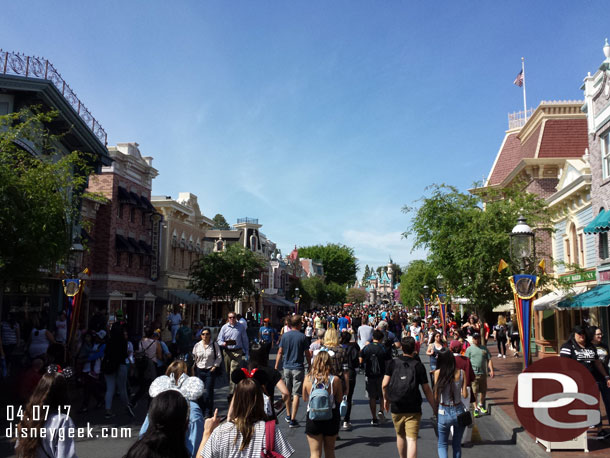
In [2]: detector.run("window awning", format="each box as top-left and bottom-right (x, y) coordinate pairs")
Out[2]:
(117, 186), (132, 204)
(127, 237), (143, 253)
(115, 234), (131, 252)
(556, 284), (610, 310)
(139, 195), (156, 213)
(583, 209), (610, 234)
(166, 289), (208, 304)
(138, 240), (154, 255)
(533, 286), (587, 311)
(129, 191), (144, 208)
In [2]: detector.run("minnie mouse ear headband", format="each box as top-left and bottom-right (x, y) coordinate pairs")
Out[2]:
(46, 364), (75, 379)
(312, 347), (335, 358)
(230, 367), (269, 386)
(149, 373), (204, 401)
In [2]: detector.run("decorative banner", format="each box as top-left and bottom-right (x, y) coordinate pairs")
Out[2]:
(63, 275), (86, 347)
(437, 294), (447, 337)
(509, 274), (538, 369)
(421, 295), (429, 319)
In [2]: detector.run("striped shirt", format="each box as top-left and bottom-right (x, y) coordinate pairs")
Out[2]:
(202, 421), (294, 458)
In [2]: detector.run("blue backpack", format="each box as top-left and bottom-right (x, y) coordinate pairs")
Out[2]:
(308, 376), (334, 421)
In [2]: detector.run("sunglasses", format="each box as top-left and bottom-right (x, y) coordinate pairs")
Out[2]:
(228, 316), (236, 319)
(202, 332), (211, 335)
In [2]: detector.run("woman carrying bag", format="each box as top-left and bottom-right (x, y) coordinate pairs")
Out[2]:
(433, 349), (469, 458)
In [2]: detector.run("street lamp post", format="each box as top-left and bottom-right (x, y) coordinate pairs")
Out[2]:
(253, 278), (261, 325)
(508, 216), (537, 369)
(509, 216), (535, 274)
(422, 285), (430, 319)
(436, 274), (448, 336)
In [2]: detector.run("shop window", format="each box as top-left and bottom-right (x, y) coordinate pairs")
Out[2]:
(541, 310), (556, 341)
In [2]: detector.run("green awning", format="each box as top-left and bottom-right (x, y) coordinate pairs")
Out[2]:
(583, 209), (610, 234)
(557, 284), (610, 309)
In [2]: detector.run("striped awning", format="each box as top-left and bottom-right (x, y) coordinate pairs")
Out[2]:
(584, 209), (610, 234)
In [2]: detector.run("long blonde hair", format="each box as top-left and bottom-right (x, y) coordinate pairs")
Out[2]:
(310, 350), (332, 385)
(323, 328), (339, 347)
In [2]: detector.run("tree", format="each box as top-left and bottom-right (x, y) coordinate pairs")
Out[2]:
(361, 265), (371, 285)
(211, 213), (231, 230)
(346, 287), (367, 304)
(399, 260), (437, 309)
(189, 243), (266, 302)
(0, 108), (95, 286)
(403, 183), (553, 321)
(299, 276), (326, 309)
(298, 244), (357, 286)
(326, 281), (347, 305)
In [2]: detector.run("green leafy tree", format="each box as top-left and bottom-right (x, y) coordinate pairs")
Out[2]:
(346, 287), (367, 304)
(361, 265), (371, 286)
(326, 281), (347, 305)
(399, 260), (437, 309)
(211, 213), (231, 230)
(189, 243), (265, 302)
(298, 243), (357, 286)
(390, 263), (403, 282)
(299, 276), (327, 309)
(0, 108), (95, 292)
(403, 183), (553, 321)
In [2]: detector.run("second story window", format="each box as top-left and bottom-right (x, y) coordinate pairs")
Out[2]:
(118, 204), (124, 219)
(130, 207), (136, 223)
(602, 132), (610, 179)
(600, 232), (609, 260)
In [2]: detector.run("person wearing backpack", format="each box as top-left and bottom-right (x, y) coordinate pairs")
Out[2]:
(493, 315), (507, 358)
(382, 337), (436, 458)
(359, 329), (390, 426)
(303, 350), (343, 458)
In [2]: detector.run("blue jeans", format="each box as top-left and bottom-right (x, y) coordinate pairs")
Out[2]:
(104, 364), (129, 411)
(195, 367), (217, 417)
(437, 404), (466, 458)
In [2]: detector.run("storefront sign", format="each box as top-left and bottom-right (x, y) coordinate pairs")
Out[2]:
(560, 270), (596, 284)
(150, 214), (161, 281)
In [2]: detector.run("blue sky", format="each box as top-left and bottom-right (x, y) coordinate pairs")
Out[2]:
(2, 1), (608, 274)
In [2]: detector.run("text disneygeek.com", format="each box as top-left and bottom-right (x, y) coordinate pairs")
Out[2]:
(6, 423), (132, 440)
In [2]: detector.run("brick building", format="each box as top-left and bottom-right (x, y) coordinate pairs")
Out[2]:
(85, 142), (159, 336)
(576, 39), (610, 343)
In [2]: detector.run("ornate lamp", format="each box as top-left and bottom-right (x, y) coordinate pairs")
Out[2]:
(509, 216), (535, 273)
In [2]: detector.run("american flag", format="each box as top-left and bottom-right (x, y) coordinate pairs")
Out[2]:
(514, 69), (524, 87)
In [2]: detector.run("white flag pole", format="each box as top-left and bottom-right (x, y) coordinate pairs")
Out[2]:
(522, 57), (528, 121)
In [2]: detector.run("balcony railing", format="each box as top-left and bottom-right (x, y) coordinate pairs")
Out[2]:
(1, 50), (108, 146)
(237, 217), (259, 224)
(507, 108), (534, 130)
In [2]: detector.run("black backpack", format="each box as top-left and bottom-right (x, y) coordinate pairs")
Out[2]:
(385, 357), (419, 403)
(368, 352), (382, 377)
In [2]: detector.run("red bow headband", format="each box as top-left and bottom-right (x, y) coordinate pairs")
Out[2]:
(240, 368), (258, 378)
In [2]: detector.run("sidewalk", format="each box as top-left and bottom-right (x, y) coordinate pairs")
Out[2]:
(485, 341), (610, 457)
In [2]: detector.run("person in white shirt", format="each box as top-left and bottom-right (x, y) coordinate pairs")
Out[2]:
(55, 312), (68, 344)
(15, 370), (77, 457)
(167, 306), (182, 343)
(192, 328), (222, 418)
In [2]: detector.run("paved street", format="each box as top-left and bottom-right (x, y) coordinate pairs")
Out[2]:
(1, 352), (532, 457)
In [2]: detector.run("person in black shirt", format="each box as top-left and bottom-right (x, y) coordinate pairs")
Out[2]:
(588, 326), (610, 438)
(382, 337), (436, 458)
(561, 325), (610, 440)
(360, 330), (391, 426)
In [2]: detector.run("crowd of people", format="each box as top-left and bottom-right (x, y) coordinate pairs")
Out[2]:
(2, 302), (610, 457)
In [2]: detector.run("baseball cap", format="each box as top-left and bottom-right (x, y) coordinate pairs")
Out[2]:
(449, 340), (462, 352)
(263, 318), (270, 323)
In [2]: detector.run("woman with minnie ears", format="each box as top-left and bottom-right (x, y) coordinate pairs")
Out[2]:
(197, 374), (295, 458)
(14, 368), (77, 458)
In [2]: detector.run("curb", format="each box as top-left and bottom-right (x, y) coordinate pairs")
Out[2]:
(488, 400), (548, 457)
